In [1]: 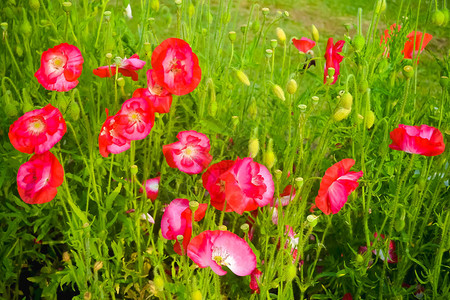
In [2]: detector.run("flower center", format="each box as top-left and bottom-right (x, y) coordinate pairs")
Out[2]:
(212, 247), (232, 267)
(129, 112), (141, 122)
(182, 146), (196, 157)
(28, 118), (46, 135)
(149, 84), (164, 96)
(170, 59), (184, 74)
(51, 55), (66, 69)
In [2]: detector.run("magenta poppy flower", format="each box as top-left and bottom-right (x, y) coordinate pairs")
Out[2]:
(372, 232), (398, 263)
(389, 124), (445, 156)
(161, 198), (207, 255)
(9, 104), (66, 154)
(315, 159), (363, 215)
(250, 268), (262, 294)
(98, 110), (131, 158)
(202, 157), (274, 215)
(115, 97), (155, 141)
(151, 38), (202, 95)
(34, 43), (84, 92)
(324, 38), (345, 84)
(141, 176), (160, 201)
(133, 69), (173, 114)
(163, 130), (213, 175)
(93, 54), (146, 81)
(292, 37), (316, 54)
(402, 31), (432, 60)
(187, 230), (257, 276)
(17, 151), (64, 204)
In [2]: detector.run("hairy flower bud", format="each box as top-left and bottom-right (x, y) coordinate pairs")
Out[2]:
(340, 92), (353, 109)
(29, 0), (40, 11)
(431, 10), (445, 26)
(311, 24), (319, 42)
(272, 84), (286, 101)
(68, 101), (80, 121)
(365, 110), (375, 129)
(286, 264), (297, 282)
(264, 139), (276, 169)
(249, 137), (260, 158)
(276, 27), (286, 43)
(151, 0), (160, 12)
(333, 107), (351, 121)
(286, 79), (298, 95)
(236, 70), (250, 86)
(375, 0), (386, 14)
(353, 34), (365, 52)
(191, 290), (202, 300)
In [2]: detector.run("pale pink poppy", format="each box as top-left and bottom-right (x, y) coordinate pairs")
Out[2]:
(163, 130), (213, 175)
(34, 43), (84, 92)
(9, 104), (66, 154)
(141, 176), (160, 201)
(187, 230), (257, 276)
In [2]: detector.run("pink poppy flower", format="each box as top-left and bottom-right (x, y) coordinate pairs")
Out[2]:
(271, 185), (296, 225)
(389, 124), (445, 156)
(202, 157), (275, 215)
(151, 38), (202, 95)
(17, 151), (64, 204)
(163, 130), (213, 175)
(315, 159), (363, 215)
(250, 268), (262, 294)
(373, 232), (398, 263)
(133, 69), (173, 114)
(402, 31), (432, 60)
(34, 43), (84, 92)
(9, 104), (66, 154)
(187, 230), (257, 276)
(98, 110), (130, 158)
(292, 37), (316, 54)
(115, 97), (155, 141)
(93, 54), (146, 81)
(141, 176), (160, 201)
(161, 198), (207, 255)
(324, 38), (345, 84)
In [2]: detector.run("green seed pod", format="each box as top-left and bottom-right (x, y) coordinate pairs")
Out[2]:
(228, 31), (236, 42)
(151, 0), (159, 12)
(340, 92), (353, 109)
(20, 11), (32, 38)
(333, 107), (351, 121)
(62, 2), (72, 13)
(365, 110), (375, 129)
(286, 79), (298, 95)
(68, 100), (80, 121)
(431, 10), (445, 26)
(16, 44), (24, 57)
(130, 165), (138, 175)
(286, 264), (297, 282)
(262, 7), (269, 16)
(272, 84), (286, 101)
(251, 19), (260, 33)
(353, 34), (365, 52)
(358, 79), (369, 93)
(402, 65), (414, 79)
(270, 39), (278, 48)
(439, 76), (448, 89)
(29, 0), (40, 11)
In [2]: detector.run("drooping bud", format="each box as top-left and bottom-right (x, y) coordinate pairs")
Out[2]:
(151, 0), (160, 12)
(221, 12), (231, 25)
(276, 27), (286, 44)
(402, 65), (414, 79)
(365, 110), (375, 129)
(264, 138), (276, 169)
(358, 79), (369, 93)
(20, 10), (32, 37)
(432, 10), (445, 26)
(353, 34), (365, 52)
(248, 97), (258, 119)
(286, 264), (297, 282)
(236, 70), (250, 86)
(340, 92), (353, 109)
(272, 84), (286, 101)
(333, 107), (351, 121)
(375, 0), (386, 14)
(311, 24), (319, 42)
(286, 79), (298, 95)
(68, 100), (80, 121)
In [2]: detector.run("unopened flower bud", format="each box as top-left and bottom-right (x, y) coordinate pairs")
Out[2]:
(68, 101), (80, 121)
(395, 208), (406, 232)
(191, 290), (202, 300)
(218, 225), (227, 231)
(276, 27), (286, 43)
(208, 98), (217, 117)
(20, 14), (32, 38)
(286, 79), (298, 95)
(402, 65), (414, 79)
(264, 144), (276, 169)
(272, 84), (286, 101)
(151, 0), (160, 12)
(340, 92), (353, 109)
(240, 223), (249, 233)
(353, 34), (365, 52)
(62, 251), (71, 262)
(375, 0), (386, 14)
(16, 45), (23, 57)
(62, 2), (72, 12)
(251, 19), (260, 33)
(262, 7), (270, 16)
(333, 107), (351, 121)
(311, 24), (319, 42)
(228, 31), (236, 42)
(5, 101), (19, 118)
(144, 42), (152, 53)
(358, 79), (369, 93)
(232, 116), (239, 128)
(249, 137), (260, 158)
(356, 254), (364, 264)
(117, 77), (125, 87)
(188, 3), (195, 18)
(236, 70), (250, 86)
(307, 214), (319, 227)
(365, 110), (375, 129)
(286, 264), (297, 281)
(248, 97), (258, 119)
(29, 0), (40, 11)
(270, 39), (278, 48)
(442, 9), (449, 26)
(94, 261), (103, 272)
(432, 10), (445, 26)
(154, 275), (164, 291)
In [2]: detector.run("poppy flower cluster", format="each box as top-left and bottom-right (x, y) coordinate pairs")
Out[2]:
(9, 105), (66, 204)
(202, 157), (275, 215)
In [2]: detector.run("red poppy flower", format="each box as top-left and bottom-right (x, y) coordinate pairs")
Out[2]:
(372, 232), (398, 263)
(34, 43), (84, 92)
(98, 110), (131, 158)
(115, 97), (155, 141)
(132, 69), (173, 114)
(141, 176), (160, 201)
(250, 268), (262, 294)
(389, 124), (445, 156)
(17, 151), (64, 204)
(343, 293), (353, 300)
(161, 198), (207, 255)
(9, 104), (66, 154)
(93, 54), (146, 81)
(324, 38), (345, 84)
(402, 31), (432, 60)
(163, 130), (213, 175)
(187, 230), (257, 276)
(315, 159), (363, 215)
(380, 23), (401, 45)
(292, 37), (316, 54)
(151, 38), (202, 95)
(202, 157), (274, 215)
